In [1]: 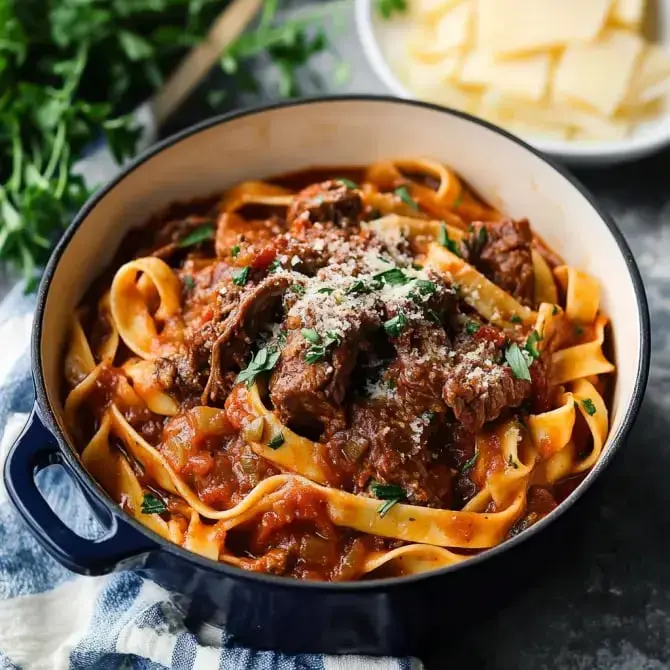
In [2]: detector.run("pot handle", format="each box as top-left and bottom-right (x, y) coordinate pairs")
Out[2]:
(4, 408), (157, 575)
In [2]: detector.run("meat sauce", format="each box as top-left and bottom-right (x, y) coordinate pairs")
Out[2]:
(73, 166), (610, 581)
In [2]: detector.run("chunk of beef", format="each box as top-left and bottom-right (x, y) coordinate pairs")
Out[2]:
(442, 329), (531, 433)
(274, 224), (352, 276)
(269, 292), (381, 436)
(463, 219), (535, 307)
(287, 181), (362, 227)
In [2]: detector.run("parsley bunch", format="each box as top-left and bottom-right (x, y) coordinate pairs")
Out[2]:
(0, 0), (333, 289)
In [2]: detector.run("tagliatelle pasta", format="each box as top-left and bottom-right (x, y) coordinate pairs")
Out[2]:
(63, 160), (614, 581)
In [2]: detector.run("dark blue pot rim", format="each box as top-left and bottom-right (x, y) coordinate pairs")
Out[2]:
(31, 95), (651, 592)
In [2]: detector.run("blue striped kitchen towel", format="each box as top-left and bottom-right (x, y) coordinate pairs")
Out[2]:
(0, 285), (422, 670)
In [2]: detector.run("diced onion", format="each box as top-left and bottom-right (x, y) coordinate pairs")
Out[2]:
(242, 416), (265, 443)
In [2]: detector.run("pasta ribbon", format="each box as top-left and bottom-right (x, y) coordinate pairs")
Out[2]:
(362, 544), (467, 576)
(110, 257), (182, 359)
(64, 314), (96, 387)
(219, 181), (293, 213)
(426, 243), (535, 326)
(570, 378), (609, 474)
(123, 359), (179, 416)
(532, 250), (558, 305)
(551, 316), (614, 384)
(528, 393), (576, 459)
(554, 265), (601, 325)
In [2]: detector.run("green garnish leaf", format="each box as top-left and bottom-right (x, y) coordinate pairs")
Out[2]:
(552, 305), (559, 316)
(461, 450), (479, 474)
(394, 185), (418, 211)
(510, 315), (523, 324)
(453, 192), (463, 208)
(525, 330), (542, 360)
(346, 279), (377, 295)
(384, 312), (409, 337)
(374, 267), (410, 286)
(267, 432), (285, 449)
(582, 399), (597, 416)
(178, 224), (214, 248)
(268, 259), (282, 272)
(415, 279), (437, 295)
(505, 342), (532, 382)
(236, 347), (282, 389)
(301, 328), (321, 344)
(304, 330), (341, 364)
(232, 266), (250, 286)
(376, 0), (408, 20)
(291, 283), (305, 296)
(317, 287), (334, 294)
(141, 493), (166, 515)
(183, 275), (195, 290)
(232, 245), (240, 257)
(337, 178), (358, 189)
(370, 481), (406, 518)
(465, 321), (480, 335)
(438, 223), (460, 256)
(575, 325), (584, 336)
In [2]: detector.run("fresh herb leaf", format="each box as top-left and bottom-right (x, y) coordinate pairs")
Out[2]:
(394, 185), (418, 211)
(346, 279), (377, 295)
(461, 450), (479, 474)
(377, 498), (402, 517)
(267, 432), (285, 449)
(505, 342), (532, 382)
(415, 279), (437, 295)
(304, 330), (341, 364)
(301, 328), (321, 344)
(337, 178), (358, 189)
(552, 305), (559, 316)
(574, 325), (584, 336)
(183, 275), (195, 290)
(525, 330), (542, 360)
(376, 0), (408, 19)
(582, 398), (597, 416)
(232, 266), (250, 286)
(453, 192), (463, 208)
(465, 321), (480, 335)
(231, 245), (240, 258)
(317, 287), (334, 294)
(291, 283), (305, 296)
(438, 223), (460, 256)
(268, 259), (282, 272)
(178, 225), (214, 248)
(374, 267), (410, 286)
(370, 481), (406, 518)
(236, 347), (281, 389)
(510, 315), (523, 324)
(384, 312), (409, 337)
(141, 493), (166, 515)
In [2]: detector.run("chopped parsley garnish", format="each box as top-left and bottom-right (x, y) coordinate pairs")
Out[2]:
(510, 315), (523, 324)
(231, 245), (240, 258)
(438, 223), (460, 255)
(267, 432), (285, 450)
(384, 312), (409, 337)
(374, 267), (410, 286)
(232, 266), (250, 286)
(582, 398), (597, 416)
(423, 411), (436, 422)
(268, 259), (282, 272)
(301, 328), (321, 344)
(370, 481), (406, 518)
(461, 450), (479, 474)
(412, 263), (424, 270)
(376, 0), (408, 19)
(552, 305), (559, 316)
(452, 283), (461, 297)
(505, 342), (532, 382)
(415, 279), (437, 295)
(236, 347), (281, 388)
(525, 330), (542, 360)
(183, 275), (195, 290)
(304, 330), (341, 364)
(141, 493), (166, 515)
(465, 321), (480, 335)
(394, 185), (419, 211)
(337, 177), (358, 189)
(291, 283), (305, 296)
(470, 226), (488, 255)
(346, 279), (377, 295)
(178, 224), (214, 248)
(574, 325), (584, 336)
(317, 287), (334, 294)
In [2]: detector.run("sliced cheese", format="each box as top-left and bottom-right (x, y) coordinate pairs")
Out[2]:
(459, 50), (551, 101)
(403, 54), (463, 90)
(414, 0), (465, 20)
(624, 44), (670, 105)
(433, 1), (473, 51)
(553, 29), (644, 116)
(609, 0), (646, 28)
(476, 0), (612, 57)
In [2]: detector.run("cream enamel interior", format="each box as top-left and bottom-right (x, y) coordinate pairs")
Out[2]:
(40, 99), (642, 498)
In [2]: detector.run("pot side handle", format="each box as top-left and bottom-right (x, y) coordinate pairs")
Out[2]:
(3, 408), (157, 575)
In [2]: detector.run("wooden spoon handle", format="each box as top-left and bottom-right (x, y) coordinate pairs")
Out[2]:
(153, 0), (262, 127)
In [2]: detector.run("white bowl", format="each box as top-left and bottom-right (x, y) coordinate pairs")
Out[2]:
(355, 0), (670, 166)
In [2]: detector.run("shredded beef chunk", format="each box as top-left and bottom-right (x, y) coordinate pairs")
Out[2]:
(463, 218), (535, 306)
(287, 181), (363, 227)
(442, 328), (531, 433)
